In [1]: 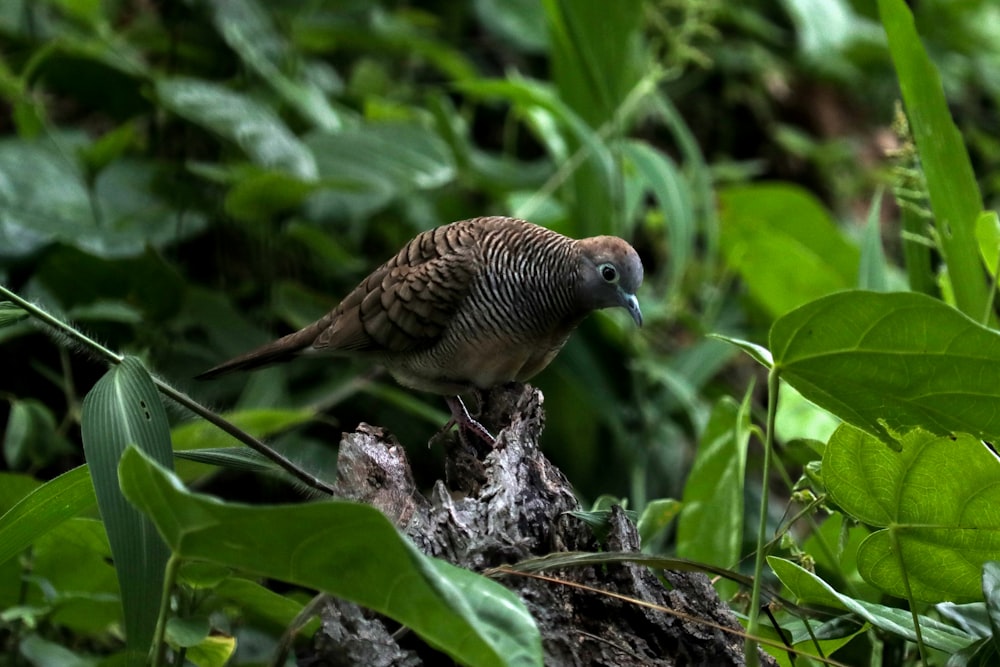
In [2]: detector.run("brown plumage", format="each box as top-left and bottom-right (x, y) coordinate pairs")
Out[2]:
(198, 216), (644, 442)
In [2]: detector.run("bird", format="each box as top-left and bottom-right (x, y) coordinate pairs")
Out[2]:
(198, 216), (644, 443)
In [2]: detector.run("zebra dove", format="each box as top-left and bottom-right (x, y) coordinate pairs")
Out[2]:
(198, 216), (644, 443)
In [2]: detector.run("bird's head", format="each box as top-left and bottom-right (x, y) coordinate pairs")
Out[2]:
(574, 236), (644, 326)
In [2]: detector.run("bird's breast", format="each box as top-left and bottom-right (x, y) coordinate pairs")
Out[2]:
(383, 330), (570, 395)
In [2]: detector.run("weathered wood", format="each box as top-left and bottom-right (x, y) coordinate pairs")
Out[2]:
(304, 384), (773, 666)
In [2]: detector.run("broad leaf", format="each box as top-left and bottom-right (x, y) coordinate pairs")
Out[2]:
(0, 137), (205, 259)
(719, 183), (859, 319)
(769, 556), (975, 654)
(676, 395), (749, 599)
(203, 0), (341, 131)
(824, 425), (1000, 603)
(771, 290), (1000, 446)
(304, 122), (456, 220)
(119, 447), (543, 667)
(81, 358), (174, 665)
(156, 77), (318, 180)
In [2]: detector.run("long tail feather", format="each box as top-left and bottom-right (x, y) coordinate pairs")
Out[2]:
(196, 328), (317, 380)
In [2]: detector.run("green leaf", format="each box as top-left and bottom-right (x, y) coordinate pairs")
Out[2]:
(825, 425), (1000, 602)
(458, 76), (618, 235)
(636, 498), (681, 547)
(0, 301), (29, 327)
(77, 122), (137, 174)
(224, 169), (319, 223)
(976, 210), (1000, 277)
(3, 398), (68, 470)
(774, 382), (839, 445)
(118, 447), (543, 667)
(768, 556), (975, 653)
(707, 333), (773, 368)
(185, 634), (236, 667)
(81, 357), (174, 665)
(719, 183), (859, 319)
(0, 136), (207, 260)
(30, 518), (120, 635)
(166, 616), (210, 648)
(156, 77), (318, 180)
(18, 633), (98, 667)
(771, 290), (1000, 446)
(474, 0), (548, 52)
(880, 0), (990, 321)
(214, 577), (318, 633)
(622, 140), (694, 302)
(169, 408), (314, 481)
(203, 0), (341, 131)
(676, 395), (749, 599)
(0, 466), (95, 568)
(769, 617), (868, 667)
(543, 0), (642, 236)
(984, 562), (1000, 656)
(304, 122), (455, 220)
(858, 189), (890, 291)
(173, 447), (288, 476)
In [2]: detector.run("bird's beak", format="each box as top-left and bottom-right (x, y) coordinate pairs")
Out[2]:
(623, 292), (643, 327)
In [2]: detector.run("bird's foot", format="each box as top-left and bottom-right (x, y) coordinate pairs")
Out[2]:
(444, 395), (496, 447)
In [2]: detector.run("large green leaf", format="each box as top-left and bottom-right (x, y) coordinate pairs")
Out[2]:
(81, 358), (174, 665)
(676, 394), (749, 600)
(769, 556), (975, 653)
(824, 424), (1000, 602)
(771, 290), (1000, 446)
(719, 183), (860, 319)
(156, 77), (318, 180)
(0, 136), (205, 260)
(118, 447), (543, 667)
(203, 0), (341, 131)
(880, 0), (990, 321)
(31, 518), (121, 635)
(304, 122), (456, 220)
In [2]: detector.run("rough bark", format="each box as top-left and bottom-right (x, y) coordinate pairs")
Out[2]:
(302, 384), (775, 666)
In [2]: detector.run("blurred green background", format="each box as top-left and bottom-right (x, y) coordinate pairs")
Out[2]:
(1, 0), (998, 543)
(6, 0), (1000, 664)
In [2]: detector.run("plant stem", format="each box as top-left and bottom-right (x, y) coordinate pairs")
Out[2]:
(0, 285), (337, 496)
(892, 530), (928, 665)
(151, 553), (180, 667)
(744, 366), (780, 666)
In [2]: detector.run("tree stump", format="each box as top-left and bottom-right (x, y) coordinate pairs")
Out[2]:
(303, 384), (774, 666)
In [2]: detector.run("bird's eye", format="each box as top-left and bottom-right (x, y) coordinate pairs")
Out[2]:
(599, 263), (618, 283)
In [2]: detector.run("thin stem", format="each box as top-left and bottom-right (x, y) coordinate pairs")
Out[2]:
(151, 553), (181, 667)
(745, 367), (780, 666)
(984, 249), (1000, 327)
(892, 530), (928, 664)
(154, 382), (336, 495)
(0, 285), (122, 365)
(0, 285), (337, 496)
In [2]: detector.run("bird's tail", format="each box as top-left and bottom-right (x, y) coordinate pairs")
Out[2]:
(195, 327), (317, 380)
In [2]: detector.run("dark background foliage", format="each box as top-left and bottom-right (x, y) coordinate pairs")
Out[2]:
(2, 0), (1000, 664)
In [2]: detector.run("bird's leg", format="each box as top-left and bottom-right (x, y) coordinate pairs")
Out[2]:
(444, 395), (496, 446)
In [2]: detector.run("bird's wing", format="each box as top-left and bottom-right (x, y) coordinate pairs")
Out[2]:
(313, 226), (478, 354)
